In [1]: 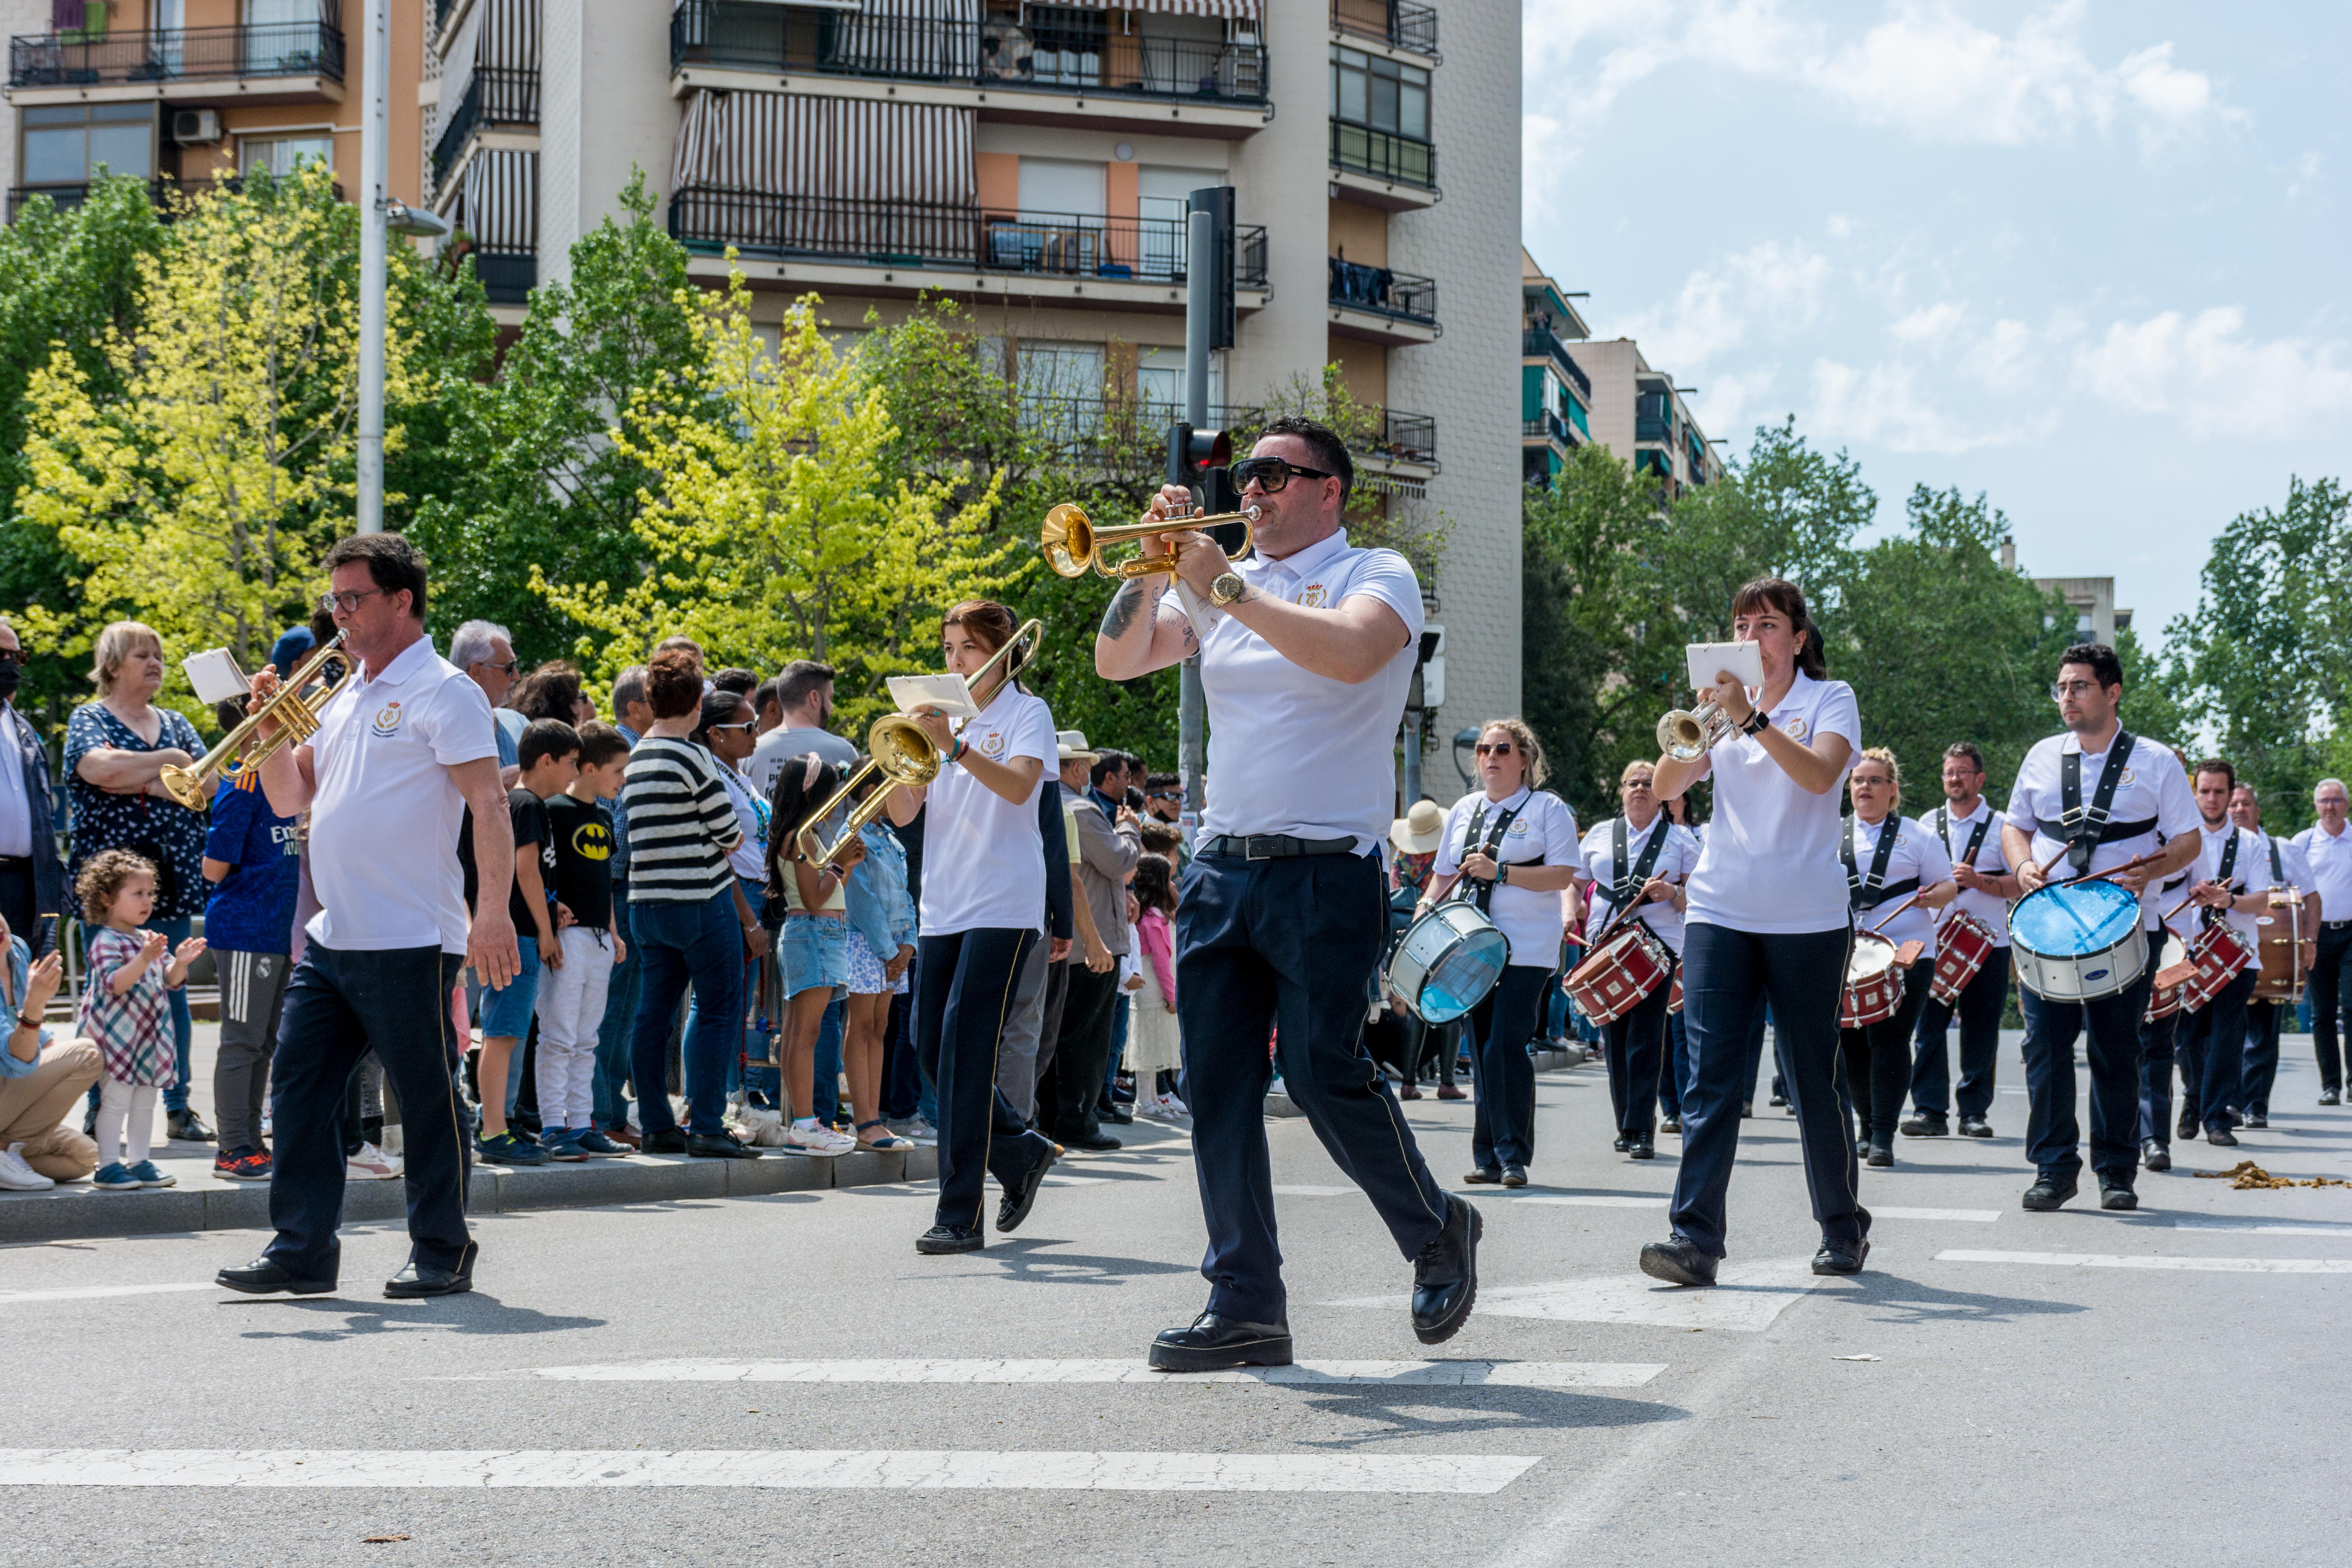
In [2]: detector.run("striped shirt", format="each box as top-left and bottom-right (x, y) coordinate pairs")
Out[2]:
(621, 737), (741, 904)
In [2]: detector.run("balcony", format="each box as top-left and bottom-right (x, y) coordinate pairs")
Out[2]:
(670, 189), (1270, 315)
(670, 1), (1270, 136)
(1523, 410), (1572, 448)
(8, 172), (342, 224)
(432, 66), (541, 187)
(1330, 0), (1440, 62)
(1635, 414), (1672, 444)
(1328, 119), (1438, 209)
(1521, 326), (1590, 399)
(1328, 257), (1438, 346)
(7, 22), (345, 105)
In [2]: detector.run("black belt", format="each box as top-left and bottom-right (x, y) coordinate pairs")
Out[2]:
(2325, 919), (2352, 932)
(1198, 833), (1355, 861)
(0, 855), (33, 872)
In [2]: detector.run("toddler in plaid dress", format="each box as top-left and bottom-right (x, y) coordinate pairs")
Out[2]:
(76, 850), (206, 1191)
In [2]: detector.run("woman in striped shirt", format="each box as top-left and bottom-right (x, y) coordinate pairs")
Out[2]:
(621, 650), (762, 1158)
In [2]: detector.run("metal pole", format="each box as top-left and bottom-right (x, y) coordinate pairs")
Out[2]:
(355, 0), (388, 534)
(1178, 206), (1212, 830)
(1403, 709), (1422, 807)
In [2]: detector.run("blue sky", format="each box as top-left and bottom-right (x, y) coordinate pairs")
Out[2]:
(1521, 0), (2350, 644)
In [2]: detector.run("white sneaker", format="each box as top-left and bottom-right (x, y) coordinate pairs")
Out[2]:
(346, 1142), (403, 1181)
(1160, 1092), (1189, 1117)
(784, 1123), (856, 1157)
(0, 1143), (54, 1191)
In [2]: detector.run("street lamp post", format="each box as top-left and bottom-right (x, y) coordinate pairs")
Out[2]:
(356, 0), (450, 536)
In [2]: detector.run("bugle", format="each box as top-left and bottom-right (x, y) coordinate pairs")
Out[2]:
(159, 631), (352, 811)
(1039, 501), (1260, 580)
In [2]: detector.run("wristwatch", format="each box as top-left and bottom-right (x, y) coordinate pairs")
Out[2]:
(1495, 862), (1510, 886)
(1740, 709), (1771, 737)
(1208, 572), (1246, 607)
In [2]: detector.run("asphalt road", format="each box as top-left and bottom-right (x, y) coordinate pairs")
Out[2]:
(5, 1032), (2349, 1568)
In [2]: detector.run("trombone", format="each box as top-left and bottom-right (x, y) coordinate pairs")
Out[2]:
(793, 618), (1045, 866)
(160, 631), (353, 810)
(1038, 501), (1260, 580)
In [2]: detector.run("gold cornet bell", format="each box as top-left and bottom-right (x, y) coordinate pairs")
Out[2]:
(1038, 501), (1260, 580)
(158, 632), (353, 811)
(1655, 701), (1735, 764)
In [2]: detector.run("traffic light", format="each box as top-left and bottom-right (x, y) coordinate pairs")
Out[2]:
(1167, 421), (1246, 555)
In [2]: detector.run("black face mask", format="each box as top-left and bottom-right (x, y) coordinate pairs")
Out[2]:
(0, 660), (20, 703)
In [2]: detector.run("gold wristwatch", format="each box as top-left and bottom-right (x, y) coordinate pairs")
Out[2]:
(1209, 572), (1245, 607)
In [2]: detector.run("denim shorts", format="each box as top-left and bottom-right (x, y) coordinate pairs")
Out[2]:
(478, 935), (541, 1038)
(779, 913), (850, 997)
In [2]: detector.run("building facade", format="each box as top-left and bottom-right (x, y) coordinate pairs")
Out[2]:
(1521, 245), (1720, 498)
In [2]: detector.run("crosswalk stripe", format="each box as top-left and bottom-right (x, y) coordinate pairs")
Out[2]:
(0, 1283), (218, 1306)
(1272, 1184), (1356, 1196)
(2167, 1215), (2352, 1235)
(1937, 1249), (2352, 1273)
(0, 1449), (1541, 1494)
(451, 1358), (1665, 1388)
(1510, 1195), (1662, 1208)
(1869, 1207), (2001, 1222)
(1332, 1258), (1825, 1331)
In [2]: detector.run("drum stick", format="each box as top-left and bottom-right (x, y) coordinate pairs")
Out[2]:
(1863, 892), (1922, 936)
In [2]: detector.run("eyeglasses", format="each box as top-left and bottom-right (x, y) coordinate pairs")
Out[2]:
(1147, 790), (1180, 801)
(706, 720), (756, 735)
(1475, 742), (1515, 756)
(1622, 777), (1655, 790)
(2049, 679), (2105, 701)
(1228, 457), (1338, 494)
(319, 587), (387, 614)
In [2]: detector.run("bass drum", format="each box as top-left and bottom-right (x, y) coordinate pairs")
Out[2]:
(1386, 901), (1510, 1025)
(2011, 879), (2147, 1002)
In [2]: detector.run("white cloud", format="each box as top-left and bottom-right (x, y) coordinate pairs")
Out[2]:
(2286, 149), (2324, 201)
(1808, 356), (2045, 455)
(2072, 308), (2352, 437)
(1609, 239), (1831, 370)
(1958, 318), (2039, 393)
(1889, 301), (1967, 345)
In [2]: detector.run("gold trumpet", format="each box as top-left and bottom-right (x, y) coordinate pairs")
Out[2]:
(1038, 501), (1260, 580)
(160, 631), (353, 811)
(793, 618), (1044, 865)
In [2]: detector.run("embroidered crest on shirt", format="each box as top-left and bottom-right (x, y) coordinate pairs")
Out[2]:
(371, 700), (403, 737)
(1297, 582), (1329, 608)
(1508, 819), (1531, 836)
(978, 729), (1008, 759)
(1783, 717), (1809, 741)
(2120, 767), (2136, 786)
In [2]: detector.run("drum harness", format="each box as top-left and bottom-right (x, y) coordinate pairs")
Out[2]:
(1935, 806), (1993, 878)
(1459, 796), (1526, 917)
(1607, 815), (1670, 925)
(1844, 815), (1918, 915)
(2036, 733), (2152, 877)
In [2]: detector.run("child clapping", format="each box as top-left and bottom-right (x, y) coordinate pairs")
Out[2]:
(76, 849), (205, 1190)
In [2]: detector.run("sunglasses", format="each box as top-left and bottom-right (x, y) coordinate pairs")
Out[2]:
(1475, 742), (1516, 756)
(706, 720), (757, 734)
(1228, 457), (1338, 494)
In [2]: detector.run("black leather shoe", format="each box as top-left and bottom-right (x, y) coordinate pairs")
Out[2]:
(1958, 1116), (1994, 1138)
(2176, 1107), (2198, 1141)
(1768, 1093), (1787, 1107)
(2022, 1176), (2078, 1211)
(916, 1223), (984, 1255)
(216, 1258), (334, 1296)
(1638, 1234), (1717, 1287)
(1865, 1142), (1894, 1168)
(1149, 1312), (1293, 1373)
(1501, 1163), (1529, 1187)
(2243, 1111), (2269, 1129)
(2100, 1183), (2138, 1211)
(687, 1129), (761, 1159)
(1740, 1101), (1754, 1118)
(1463, 1166), (1501, 1184)
(167, 1108), (215, 1143)
(995, 1137), (1056, 1233)
(384, 1260), (471, 1299)
(1812, 1236), (1869, 1275)
(1065, 1131), (1122, 1153)
(1900, 1115), (1947, 1137)
(639, 1127), (689, 1154)
(2141, 1138), (2172, 1172)
(2321, 1088), (2342, 1106)
(1612, 1134), (1630, 1152)
(1102, 1103), (1134, 1126)
(1410, 1194), (1481, 1345)
(2207, 1127), (2239, 1147)
(1627, 1136), (1655, 1161)
(1659, 1116), (1682, 1134)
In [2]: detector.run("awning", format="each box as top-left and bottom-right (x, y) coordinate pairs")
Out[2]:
(437, 0), (537, 143)
(672, 90), (975, 205)
(459, 147), (537, 251)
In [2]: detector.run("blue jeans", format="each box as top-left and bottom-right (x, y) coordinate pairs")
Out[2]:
(84, 914), (194, 1113)
(628, 887), (746, 1138)
(593, 895), (641, 1131)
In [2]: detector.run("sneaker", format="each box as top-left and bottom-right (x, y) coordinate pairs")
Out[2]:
(573, 1128), (629, 1156)
(92, 1161), (142, 1192)
(213, 1147), (254, 1180)
(0, 1143), (56, 1191)
(784, 1122), (856, 1157)
(475, 1130), (547, 1167)
(539, 1129), (590, 1163)
(227, 1149), (273, 1182)
(1160, 1092), (1189, 1117)
(346, 1141), (404, 1180)
(895, 1117), (939, 1147)
(127, 1159), (176, 1189)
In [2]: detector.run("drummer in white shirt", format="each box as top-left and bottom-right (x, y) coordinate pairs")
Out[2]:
(2290, 778), (2352, 1106)
(2166, 759), (2271, 1147)
(1420, 719), (1581, 1187)
(1575, 761), (1699, 1161)
(1840, 750), (1956, 1168)
(2229, 783), (2316, 1129)
(2002, 643), (2201, 1213)
(1904, 742), (2020, 1141)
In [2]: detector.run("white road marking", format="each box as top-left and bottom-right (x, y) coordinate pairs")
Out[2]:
(450, 1358), (1665, 1388)
(1038, 1176), (1112, 1187)
(1272, 1185), (1356, 1196)
(2167, 1214), (2352, 1235)
(1332, 1258), (1826, 1332)
(0, 1449), (1540, 1494)
(1869, 1207), (2001, 1222)
(1511, 1195), (1664, 1208)
(1938, 1249), (2352, 1273)
(0, 1283), (218, 1306)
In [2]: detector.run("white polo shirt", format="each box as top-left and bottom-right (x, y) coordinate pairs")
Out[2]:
(918, 682), (1055, 937)
(1432, 786), (1579, 968)
(1683, 670), (1862, 935)
(2291, 822), (2352, 920)
(1579, 815), (1700, 954)
(305, 634), (500, 955)
(2160, 820), (2265, 972)
(1919, 799), (2013, 946)
(2004, 729), (2199, 929)
(1846, 813), (1954, 956)
(1192, 528), (1422, 855)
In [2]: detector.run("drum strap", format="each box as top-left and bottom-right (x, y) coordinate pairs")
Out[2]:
(2202, 831), (2242, 929)
(1844, 816), (1917, 910)
(1936, 806), (1992, 872)
(2268, 835), (2284, 886)
(1461, 798), (1526, 916)
(1610, 815), (1669, 914)
(2042, 733), (2151, 874)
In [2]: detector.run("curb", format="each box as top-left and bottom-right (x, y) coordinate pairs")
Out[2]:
(0, 1145), (937, 1245)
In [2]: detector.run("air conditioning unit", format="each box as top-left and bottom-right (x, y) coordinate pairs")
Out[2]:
(171, 109), (221, 146)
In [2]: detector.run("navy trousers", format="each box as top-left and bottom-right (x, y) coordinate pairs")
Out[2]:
(2020, 967), (2154, 1187)
(2139, 1005), (2182, 1147)
(1841, 965), (1933, 1145)
(2178, 967), (2256, 1133)
(1469, 963), (1550, 1169)
(1910, 949), (2007, 1122)
(1177, 850), (1448, 1325)
(2241, 998), (2285, 1118)
(1603, 960), (1676, 1139)
(1671, 924), (1862, 1260)
(263, 943), (473, 1283)
(915, 927), (1042, 1231)
(1657, 1008), (1688, 1120)
(2307, 924), (2352, 1094)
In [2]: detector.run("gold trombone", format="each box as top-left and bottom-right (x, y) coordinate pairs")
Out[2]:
(1038, 501), (1260, 580)
(793, 618), (1045, 865)
(159, 631), (353, 811)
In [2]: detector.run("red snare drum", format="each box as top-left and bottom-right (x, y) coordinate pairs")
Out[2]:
(2178, 923), (2252, 1012)
(1929, 913), (1997, 1007)
(1566, 924), (1671, 1025)
(1667, 974), (1684, 1014)
(2143, 935), (2188, 1023)
(1840, 931), (1904, 1029)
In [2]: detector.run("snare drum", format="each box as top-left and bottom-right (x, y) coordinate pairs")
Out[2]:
(1840, 931), (1904, 1028)
(1386, 901), (1510, 1024)
(1929, 912), (1998, 1006)
(1565, 924), (1671, 1025)
(2010, 879), (2147, 1001)
(2143, 935), (2189, 1022)
(2178, 922), (2252, 1012)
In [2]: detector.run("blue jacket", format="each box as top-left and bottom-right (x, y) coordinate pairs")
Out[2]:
(2, 934), (56, 1076)
(2, 702), (64, 934)
(845, 822), (915, 960)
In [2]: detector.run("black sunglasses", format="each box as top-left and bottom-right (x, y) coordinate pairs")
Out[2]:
(1228, 457), (1338, 494)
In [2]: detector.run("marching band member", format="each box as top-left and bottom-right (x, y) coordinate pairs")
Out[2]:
(2229, 784), (2315, 1129)
(1575, 760), (1697, 1161)
(2168, 760), (2269, 1145)
(886, 600), (1061, 1256)
(1904, 743), (2018, 1140)
(1420, 719), (1580, 1187)
(1838, 749), (1955, 1168)
(1095, 415), (1474, 1371)
(1642, 577), (1869, 1286)
(2001, 644), (2200, 1213)
(2290, 779), (2352, 1106)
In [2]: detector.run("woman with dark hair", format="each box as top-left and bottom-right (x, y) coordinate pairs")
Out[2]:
(514, 662), (594, 729)
(886, 599), (1061, 1254)
(1642, 577), (1872, 1285)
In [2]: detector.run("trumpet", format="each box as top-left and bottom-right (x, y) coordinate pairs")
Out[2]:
(1038, 501), (1260, 580)
(1656, 701), (1736, 763)
(159, 632), (352, 811)
(793, 618), (1044, 866)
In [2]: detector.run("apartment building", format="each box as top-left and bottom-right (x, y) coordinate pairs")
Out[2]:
(1521, 246), (1720, 499)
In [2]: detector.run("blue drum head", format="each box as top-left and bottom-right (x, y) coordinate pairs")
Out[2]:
(2012, 878), (2140, 955)
(1416, 928), (1510, 1023)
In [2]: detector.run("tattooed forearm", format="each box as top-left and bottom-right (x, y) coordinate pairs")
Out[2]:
(1099, 580), (1150, 640)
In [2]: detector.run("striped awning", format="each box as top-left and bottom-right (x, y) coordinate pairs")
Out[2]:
(459, 147), (537, 252)
(672, 90), (975, 205)
(438, 0), (538, 143)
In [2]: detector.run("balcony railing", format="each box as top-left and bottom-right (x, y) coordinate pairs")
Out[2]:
(671, 0), (1267, 105)
(432, 67), (539, 185)
(1521, 326), (1590, 399)
(1330, 0), (1439, 58)
(468, 249), (536, 305)
(1368, 410), (1437, 468)
(668, 189), (1269, 289)
(1329, 120), (1436, 188)
(8, 173), (343, 223)
(7, 22), (345, 89)
(1330, 258), (1437, 326)
(1635, 414), (1672, 444)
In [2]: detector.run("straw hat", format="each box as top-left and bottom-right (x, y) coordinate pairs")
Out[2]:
(1056, 728), (1098, 762)
(1390, 798), (1445, 855)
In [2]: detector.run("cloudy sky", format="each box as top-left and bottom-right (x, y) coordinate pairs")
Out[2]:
(1521, 0), (2349, 642)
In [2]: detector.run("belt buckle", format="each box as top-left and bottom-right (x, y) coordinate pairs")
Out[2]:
(1244, 835), (1278, 861)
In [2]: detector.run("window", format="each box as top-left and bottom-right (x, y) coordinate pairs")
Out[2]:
(1329, 47), (1428, 140)
(1135, 346), (1224, 416)
(241, 134), (335, 176)
(22, 103), (155, 187)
